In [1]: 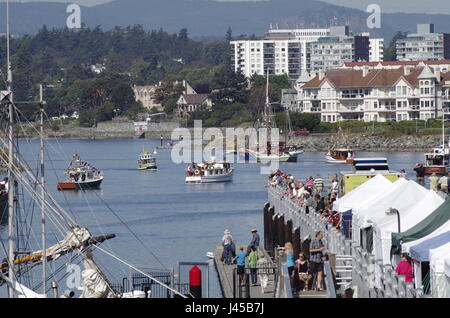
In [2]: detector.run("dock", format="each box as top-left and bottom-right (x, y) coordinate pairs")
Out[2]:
(213, 245), (276, 298)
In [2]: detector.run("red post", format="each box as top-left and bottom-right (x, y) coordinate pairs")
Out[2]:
(189, 265), (202, 298)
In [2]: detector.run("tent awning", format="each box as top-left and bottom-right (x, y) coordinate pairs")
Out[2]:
(409, 231), (450, 262)
(391, 197), (450, 255)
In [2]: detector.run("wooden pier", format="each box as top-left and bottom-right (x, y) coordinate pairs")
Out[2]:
(213, 245), (276, 298)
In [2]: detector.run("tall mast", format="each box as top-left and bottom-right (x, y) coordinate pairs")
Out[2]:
(39, 85), (47, 295)
(6, 0), (16, 298)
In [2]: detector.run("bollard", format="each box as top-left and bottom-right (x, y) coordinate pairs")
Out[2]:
(277, 215), (285, 247)
(189, 266), (202, 298)
(51, 281), (58, 298)
(285, 220), (293, 246)
(263, 203), (270, 252)
(293, 227), (301, 258)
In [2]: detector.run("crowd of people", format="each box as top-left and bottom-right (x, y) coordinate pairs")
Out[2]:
(268, 169), (342, 231)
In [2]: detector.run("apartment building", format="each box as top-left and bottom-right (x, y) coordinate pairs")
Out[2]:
(369, 38), (384, 62)
(230, 39), (302, 79)
(396, 24), (450, 61)
(231, 26), (377, 78)
(298, 65), (450, 123)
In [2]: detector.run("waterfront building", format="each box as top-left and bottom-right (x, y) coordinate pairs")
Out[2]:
(396, 24), (450, 61)
(281, 89), (299, 111)
(297, 65), (450, 122)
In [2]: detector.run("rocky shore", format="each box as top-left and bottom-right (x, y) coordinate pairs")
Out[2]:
(290, 134), (443, 152)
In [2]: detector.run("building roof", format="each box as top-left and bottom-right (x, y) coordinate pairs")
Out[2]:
(301, 66), (434, 89)
(342, 60), (450, 67)
(180, 94), (210, 104)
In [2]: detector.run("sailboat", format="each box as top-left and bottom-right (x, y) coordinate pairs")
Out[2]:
(325, 126), (355, 164)
(0, 1), (186, 298)
(254, 71), (298, 163)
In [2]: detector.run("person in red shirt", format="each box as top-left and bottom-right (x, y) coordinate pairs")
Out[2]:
(395, 253), (413, 283)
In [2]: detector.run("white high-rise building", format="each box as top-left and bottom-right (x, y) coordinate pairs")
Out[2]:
(369, 38), (384, 62)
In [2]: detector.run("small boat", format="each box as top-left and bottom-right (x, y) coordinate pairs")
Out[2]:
(255, 141), (298, 163)
(326, 148), (355, 164)
(424, 145), (450, 175)
(186, 159), (234, 183)
(138, 150), (157, 170)
(57, 153), (104, 190)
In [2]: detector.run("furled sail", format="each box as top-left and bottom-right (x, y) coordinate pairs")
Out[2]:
(80, 250), (113, 298)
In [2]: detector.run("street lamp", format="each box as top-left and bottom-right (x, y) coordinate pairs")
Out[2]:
(386, 208), (401, 233)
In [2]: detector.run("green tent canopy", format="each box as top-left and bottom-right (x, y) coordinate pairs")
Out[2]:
(391, 198), (450, 255)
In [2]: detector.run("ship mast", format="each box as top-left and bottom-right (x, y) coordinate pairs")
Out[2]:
(39, 85), (47, 295)
(6, 0), (16, 298)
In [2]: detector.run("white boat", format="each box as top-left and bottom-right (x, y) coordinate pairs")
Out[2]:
(185, 161), (234, 183)
(325, 149), (355, 164)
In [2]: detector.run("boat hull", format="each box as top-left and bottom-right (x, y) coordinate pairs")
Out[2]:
(58, 177), (103, 190)
(186, 170), (234, 184)
(257, 154), (297, 163)
(138, 163), (157, 170)
(425, 166), (447, 175)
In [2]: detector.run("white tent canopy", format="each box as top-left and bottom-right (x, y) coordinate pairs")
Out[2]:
(429, 242), (450, 298)
(352, 179), (428, 246)
(332, 174), (392, 213)
(373, 190), (445, 265)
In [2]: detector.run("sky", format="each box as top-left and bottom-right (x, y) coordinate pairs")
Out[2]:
(1, 0), (450, 14)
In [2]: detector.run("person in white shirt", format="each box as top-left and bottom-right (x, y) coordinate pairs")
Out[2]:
(438, 175), (448, 193)
(222, 229), (234, 265)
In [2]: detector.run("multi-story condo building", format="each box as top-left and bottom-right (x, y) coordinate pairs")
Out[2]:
(230, 39), (302, 79)
(230, 26), (377, 79)
(309, 26), (370, 73)
(369, 37), (384, 62)
(396, 24), (450, 61)
(298, 65), (450, 123)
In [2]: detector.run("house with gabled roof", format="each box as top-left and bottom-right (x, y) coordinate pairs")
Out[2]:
(175, 94), (213, 116)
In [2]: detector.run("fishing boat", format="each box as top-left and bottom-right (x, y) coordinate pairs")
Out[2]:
(138, 149), (157, 170)
(185, 160), (234, 183)
(326, 149), (355, 164)
(58, 153), (104, 190)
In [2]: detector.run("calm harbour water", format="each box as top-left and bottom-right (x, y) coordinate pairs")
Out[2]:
(0, 139), (424, 297)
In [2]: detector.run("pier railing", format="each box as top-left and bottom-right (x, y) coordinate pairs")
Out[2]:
(267, 185), (422, 298)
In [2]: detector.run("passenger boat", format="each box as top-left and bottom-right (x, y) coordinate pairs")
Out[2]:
(58, 153), (104, 190)
(138, 150), (157, 170)
(185, 160), (234, 183)
(326, 148), (355, 164)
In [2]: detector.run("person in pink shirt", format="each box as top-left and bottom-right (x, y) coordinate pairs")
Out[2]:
(395, 253), (413, 283)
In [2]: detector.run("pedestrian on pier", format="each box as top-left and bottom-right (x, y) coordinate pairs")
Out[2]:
(429, 172), (439, 192)
(295, 252), (312, 292)
(439, 174), (448, 193)
(309, 231), (325, 291)
(236, 247), (247, 286)
(313, 175), (324, 195)
(413, 163), (425, 186)
(247, 229), (260, 254)
(395, 253), (413, 283)
(248, 246), (259, 286)
(222, 229), (234, 265)
(256, 255), (270, 294)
